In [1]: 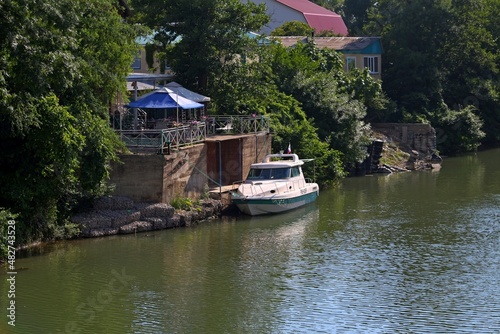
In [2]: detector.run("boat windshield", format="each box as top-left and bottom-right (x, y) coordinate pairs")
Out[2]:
(247, 167), (291, 180)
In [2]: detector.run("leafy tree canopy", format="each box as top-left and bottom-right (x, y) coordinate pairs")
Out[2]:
(270, 21), (314, 37)
(131, 0), (269, 93)
(364, 0), (498, 152)
(0, 0), (141, 245)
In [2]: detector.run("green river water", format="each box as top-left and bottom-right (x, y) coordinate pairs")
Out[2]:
(1, 149), (500, 333)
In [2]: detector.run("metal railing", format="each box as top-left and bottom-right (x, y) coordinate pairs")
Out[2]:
(206, 115), (270, 135)
(160, 123), (206, 153)
(119, 129), (162, 149)
(117, 115), (269, 152)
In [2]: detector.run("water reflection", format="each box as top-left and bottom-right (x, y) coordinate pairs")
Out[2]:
(2, 150), (500, 333)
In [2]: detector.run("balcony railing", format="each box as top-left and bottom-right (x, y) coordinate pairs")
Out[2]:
(117, 115), (269, 153)
(206, 115), (270, 135)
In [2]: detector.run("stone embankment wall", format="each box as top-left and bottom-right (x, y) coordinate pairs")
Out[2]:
(109, 133), (272, 205)
(372, 123), (437, 155)
(72, 196), (223, 238)
(108, 144), (207, 204)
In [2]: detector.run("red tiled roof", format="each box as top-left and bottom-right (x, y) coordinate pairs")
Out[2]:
(304, 14), (348, 35)
(276, 0), (348, 35)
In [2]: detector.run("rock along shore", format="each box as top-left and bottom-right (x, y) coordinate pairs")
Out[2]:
(71, 196), (224, 238)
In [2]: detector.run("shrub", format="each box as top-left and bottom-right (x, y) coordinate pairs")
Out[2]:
(170, 195), (194, 211)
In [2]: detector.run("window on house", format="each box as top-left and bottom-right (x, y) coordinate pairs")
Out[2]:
(363, 56), (379, 74)
(346, 57), (356, 72)
(131, 51), (141, 69)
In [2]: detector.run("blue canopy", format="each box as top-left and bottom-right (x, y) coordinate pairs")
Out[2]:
(127, 87), (204, 109)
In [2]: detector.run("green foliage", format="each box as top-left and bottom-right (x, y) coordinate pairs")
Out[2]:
(367, 0), (499, 151)
(310, 0), (344, 13)
(144, 43), (156, 70)
(267, 42), (377, 166)
(345, 68), (393, 122)
(0, 0), (140, 245)
(132, 0), (269, 93)
(288, 71), (371, 165)
(267, 91), (346, 183)
(170, 195), (194, 211)
(430, 106), (485, 155)
(341, 0), (374, 35)
(270, 21), (314, 36)
(206, 44), (346, 183)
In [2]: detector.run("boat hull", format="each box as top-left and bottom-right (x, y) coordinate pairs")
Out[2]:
(232, 189), (319, 216)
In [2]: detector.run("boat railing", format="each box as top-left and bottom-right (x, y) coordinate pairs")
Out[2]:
(239, 179), (306, 197)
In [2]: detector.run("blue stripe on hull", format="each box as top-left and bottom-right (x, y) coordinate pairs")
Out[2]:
(233, 191), (318, 215)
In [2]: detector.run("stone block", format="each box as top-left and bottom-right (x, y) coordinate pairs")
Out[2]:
(119, 221), (153, 234)
(180, 211), (194, 227)
(86, 228), (119, 238)
(94, 196), (135, 210)
(141, 203), (175, 219)
(110, 210), (141, 228)
(166, 215), (181, 228)
(145, 217), (167, 230)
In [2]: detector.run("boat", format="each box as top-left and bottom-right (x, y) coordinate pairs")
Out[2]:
(231, 153), (319, 215)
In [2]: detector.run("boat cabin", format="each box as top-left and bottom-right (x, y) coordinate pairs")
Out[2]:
(245, 154), (304, 181)
(247, 166), (301, 180)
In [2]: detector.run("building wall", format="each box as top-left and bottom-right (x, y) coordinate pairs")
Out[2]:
(343, 53), (382, 80)
(250, 0), (306, 35)
(206, 133), (272, 187)
(163, 144), (208, 202)
(131, 47), (172, 75)
(109, 154), (165, 203)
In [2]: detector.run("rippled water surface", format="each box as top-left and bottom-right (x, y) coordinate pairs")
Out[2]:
(2, 149), (500, 333)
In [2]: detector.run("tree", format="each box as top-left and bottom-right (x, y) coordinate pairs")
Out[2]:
(310, 0), (344, 13)
(0, 0), (140, 245)
(269, 42), (382, 166)
(341, 0), (374, 35)
(207, 46), (346, 183)
(366, 0), (498, 153)
(270, 21), (314, 37)
(439, 0), (500, 146)
(131, 0), (269, 93)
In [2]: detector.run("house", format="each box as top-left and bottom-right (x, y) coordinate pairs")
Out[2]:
(246, 0), (348, 36)
(131, 33), (181, 75)
(131, 35), (158, 74)
(273, 36), (383, 79)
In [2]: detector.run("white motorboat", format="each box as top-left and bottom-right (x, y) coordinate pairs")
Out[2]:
(231, 153), (319, 215)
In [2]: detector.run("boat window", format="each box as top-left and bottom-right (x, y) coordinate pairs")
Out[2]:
(291, 166), (301, 177)
(247, 168), (271, 180)
(270, 168), (290, 179)
(247, 168), (290, 180)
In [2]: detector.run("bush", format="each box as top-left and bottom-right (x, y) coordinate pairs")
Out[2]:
(432, 105), (485, 155)
(170, 195), (194, 211)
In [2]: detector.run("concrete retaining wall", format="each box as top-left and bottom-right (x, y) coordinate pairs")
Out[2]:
(109, 154), (164, 203)
(372, 123), (437, 154)
(108, 133), (272, 203)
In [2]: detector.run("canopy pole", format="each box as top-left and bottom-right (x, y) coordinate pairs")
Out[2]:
(133, 82), (138, 130)
(176, 93), (179, 124)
